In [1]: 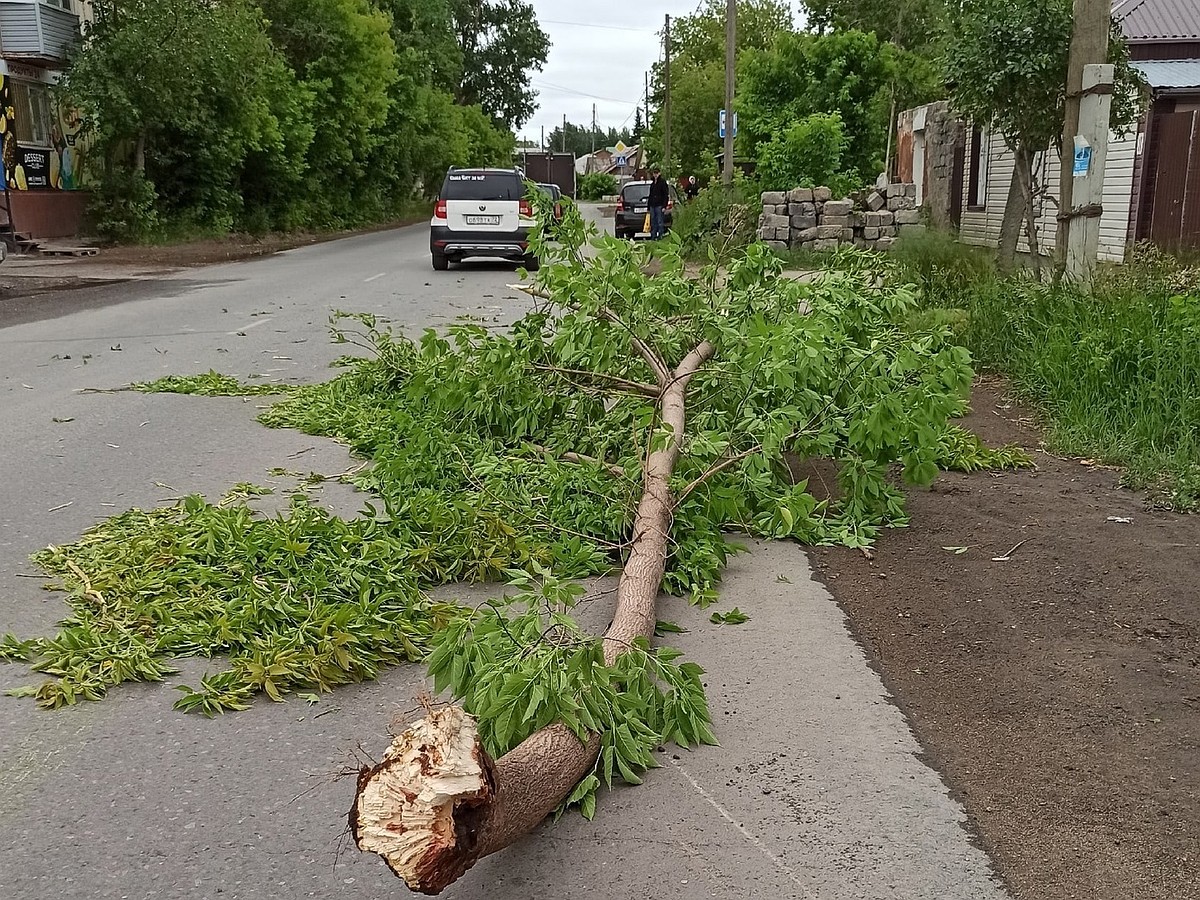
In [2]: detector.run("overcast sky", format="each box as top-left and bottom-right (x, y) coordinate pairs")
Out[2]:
(520, 1), (803, 146)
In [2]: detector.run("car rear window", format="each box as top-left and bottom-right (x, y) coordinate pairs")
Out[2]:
(622, 184), (651, 203)
(441, 172), (523, 201)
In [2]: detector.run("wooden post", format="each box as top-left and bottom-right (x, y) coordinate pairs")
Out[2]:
(1065, 64), (1114, 287)
(664, 14), (672, 172)
(722, 0), (736, 185)
(1057, 0), (1112, 270)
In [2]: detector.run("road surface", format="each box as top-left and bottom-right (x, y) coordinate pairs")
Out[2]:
(0, 213), (1011, 900)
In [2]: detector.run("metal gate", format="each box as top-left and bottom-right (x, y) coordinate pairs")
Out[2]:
(1147, 110), (1200, 248)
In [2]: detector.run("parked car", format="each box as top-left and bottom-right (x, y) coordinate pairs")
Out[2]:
(536, 182), (564, 233)
(613, 180), (680, 239)
(429, 167), (538, 271)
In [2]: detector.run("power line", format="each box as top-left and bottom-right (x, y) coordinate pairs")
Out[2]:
(541, 18), (655, 34)
(532, 80), (640, 106)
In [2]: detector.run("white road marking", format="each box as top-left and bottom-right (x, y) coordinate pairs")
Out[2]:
(227, 316), (274, 335)
(363, 272), (387, 283)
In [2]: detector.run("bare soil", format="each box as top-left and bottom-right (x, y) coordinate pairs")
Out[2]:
(811, 377), (1199, 900)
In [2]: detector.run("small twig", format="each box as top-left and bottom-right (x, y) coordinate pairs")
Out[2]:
(14, 572), (49, 579)
(527, 443), (627, 479)
(47, 501), (74, 513)
(532, 365), (661, 399)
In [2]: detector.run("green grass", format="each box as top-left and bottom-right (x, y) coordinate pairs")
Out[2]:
(887, 235), (1200, 510)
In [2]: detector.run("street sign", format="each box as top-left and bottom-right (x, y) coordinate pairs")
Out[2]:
(615, 155), (628, 167)
(614, 140), (629, 155)
(719, 110), (738, 139)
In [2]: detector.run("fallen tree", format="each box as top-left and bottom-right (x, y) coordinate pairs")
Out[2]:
(348, 202), (997, 891)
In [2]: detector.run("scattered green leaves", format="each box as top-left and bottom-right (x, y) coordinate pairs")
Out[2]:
(709, 608), (751, 626)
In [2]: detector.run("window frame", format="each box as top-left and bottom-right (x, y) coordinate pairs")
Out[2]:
(11, 79), (54, 148)
(967, 128), (988, 211)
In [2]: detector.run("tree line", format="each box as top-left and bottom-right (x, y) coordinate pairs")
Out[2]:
(61, 0), (550, 241)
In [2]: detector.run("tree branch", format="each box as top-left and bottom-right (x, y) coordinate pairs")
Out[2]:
(526, 443), (627, 479)
(532, 365), (661, 399)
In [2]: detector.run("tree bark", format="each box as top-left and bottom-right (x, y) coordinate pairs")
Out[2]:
(350, 340), (716, 894)
(1015, 147), (1042, 278)
(997, 140), (1025, 271)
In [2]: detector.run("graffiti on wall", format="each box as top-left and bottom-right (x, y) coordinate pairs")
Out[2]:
(0, 73), (93, 191)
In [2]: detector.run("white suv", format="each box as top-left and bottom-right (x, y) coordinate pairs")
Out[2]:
(429, 167), (538, 271)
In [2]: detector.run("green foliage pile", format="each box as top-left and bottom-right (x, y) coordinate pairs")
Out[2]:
(61, 0), (545, 240)
(755, 113), (854, 194)
(4, 201), (1033, 818)
(578, 173), (618, 202)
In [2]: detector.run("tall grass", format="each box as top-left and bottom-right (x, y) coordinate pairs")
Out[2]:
(890, 234), (1200, 510)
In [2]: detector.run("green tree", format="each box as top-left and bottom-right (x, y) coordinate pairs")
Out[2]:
(449, 0), (550, 129)
(259, 0), (398, 225)
(756, 113), (850, 192)
(944, 0), (1144, 269)
(60, 0), (314, 238)
(738, 29), (894, 181)
(803, 0), (945, 53)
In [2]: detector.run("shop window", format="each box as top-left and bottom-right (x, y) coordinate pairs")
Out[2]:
(12, 80), (53, 147)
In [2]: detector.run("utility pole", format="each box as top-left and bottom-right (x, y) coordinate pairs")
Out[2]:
(722, 0), (736, 185)
(644, 71), (650, 144)
(540, 125), (545, 153)
(562, 114), (567, 154)
(1057, 0), (1112, 278)
(664, 14), (672, 173)
(592, 103), (597, 156)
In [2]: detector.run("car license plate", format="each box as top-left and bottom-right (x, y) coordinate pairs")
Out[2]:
(465, 215), (501, 225)
(634, 206), (648, 213)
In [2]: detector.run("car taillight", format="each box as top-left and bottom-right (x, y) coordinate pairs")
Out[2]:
(616, 196), (624, 212)
(434, 199), (447, 219)
(554, 202), (562, 219)
(520, 199), (533, 218)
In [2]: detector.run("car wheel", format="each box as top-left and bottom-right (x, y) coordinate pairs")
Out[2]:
(522, 254), (540, 272)
(432, 251), (449, 271)
(615, 229), (631, 240)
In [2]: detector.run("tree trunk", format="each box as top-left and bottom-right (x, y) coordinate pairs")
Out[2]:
(1015, 147), (1042, 278)
(350, 340), (716, 895)
(997, 140), (1025, 271)
(134, 130), (147, 175)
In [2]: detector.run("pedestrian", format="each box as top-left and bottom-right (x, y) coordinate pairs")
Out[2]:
(686, 175), (699, 201)
(648, 166), (669, 240)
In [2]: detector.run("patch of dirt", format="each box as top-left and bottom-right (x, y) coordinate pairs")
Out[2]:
(811, 377), (1200, 900)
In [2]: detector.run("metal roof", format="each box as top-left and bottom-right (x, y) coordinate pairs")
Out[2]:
(1114, 0), (1200, 43)
(1131, 58), (1200, 89)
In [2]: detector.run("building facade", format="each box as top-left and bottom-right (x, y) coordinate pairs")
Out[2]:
(0, 0), (88, 240)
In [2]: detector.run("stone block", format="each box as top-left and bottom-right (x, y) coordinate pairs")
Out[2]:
(887, 182), (906, 197)
(866, 192), (886, 212)
(788, 204), (815, 219)
(823, 199), (854, 217)
(757, 227), (774, 241)
(875, 172), (890, 190)
(816, 224), (843, 240)
(813, 186), (832, 202)
(879, 210), (895, 226)
(895, 209), (921, 225)
(793, 226), (819, 243)
(790, 214), (817, 230)
(766, 214), (790, 229)
(787, 187), (814, 203)
(823, 215), (851, 227)
(765, 240), (789, 252)
(863, 226), (880, 240)
(842, 227), (855, 242)
(814, 238), (840, 252)
(904, 183), (917, 198)
(762, 191), (786, 206)
(887, 196), (905, 211)
(876, 237), (895, 251)
(864, 211), (882, 227)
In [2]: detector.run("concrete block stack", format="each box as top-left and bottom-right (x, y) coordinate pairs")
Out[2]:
(757, 178), (923, 253)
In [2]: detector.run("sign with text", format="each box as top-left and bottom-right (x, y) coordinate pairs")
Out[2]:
(719, 110), (738, 139)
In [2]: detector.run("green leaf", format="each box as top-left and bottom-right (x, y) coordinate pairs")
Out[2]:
(710, 607), (751, 626)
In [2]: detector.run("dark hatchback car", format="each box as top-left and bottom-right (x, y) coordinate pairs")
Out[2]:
(536, 183), (564, 233)
(613, 180), (680, 239)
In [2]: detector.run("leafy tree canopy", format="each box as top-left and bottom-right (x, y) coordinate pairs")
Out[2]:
(450, 0), (551, 129)
(802, 0), (946, 52)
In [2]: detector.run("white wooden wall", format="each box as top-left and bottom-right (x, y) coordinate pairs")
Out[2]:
(958, 129), (1137, 263)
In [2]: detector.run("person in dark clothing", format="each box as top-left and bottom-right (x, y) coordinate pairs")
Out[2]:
(685, 175), (700, 201)
(648, 167), (670, 239)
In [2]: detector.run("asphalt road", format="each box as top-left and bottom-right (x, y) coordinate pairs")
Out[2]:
(0, 214), (1011, 900)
